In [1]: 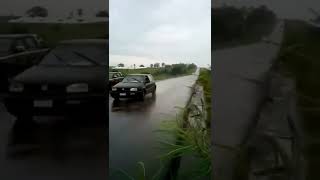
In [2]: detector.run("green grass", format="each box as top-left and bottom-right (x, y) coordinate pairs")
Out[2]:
(277, 19), (320, 180)
(0, 22), (107, 47)
(113, 67), (196, 81)
(197, 68), (212, 125)
(157, 109), (211, 180)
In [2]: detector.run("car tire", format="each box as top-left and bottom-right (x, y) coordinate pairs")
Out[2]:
(139, 91), (145, 101)
(8, 115), (37, 146)
(152, 88), (156, 97)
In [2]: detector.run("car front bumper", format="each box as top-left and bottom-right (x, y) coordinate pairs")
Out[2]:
(4, 93), (107, 116)
(110, 91), (143, 99)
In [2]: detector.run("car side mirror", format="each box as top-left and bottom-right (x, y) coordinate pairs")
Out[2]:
(14, 45), (26, 52)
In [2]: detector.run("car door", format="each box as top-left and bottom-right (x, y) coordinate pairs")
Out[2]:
(148, 75), (156, 92)
(145, 75), (153, 93)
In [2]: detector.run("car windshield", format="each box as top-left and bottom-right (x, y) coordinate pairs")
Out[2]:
(122, 75), (144, 83)
(0, 38), (14, 55)
(40, 44), (107, 66)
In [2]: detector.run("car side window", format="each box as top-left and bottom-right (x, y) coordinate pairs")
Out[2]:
(14, 39), (24, 47)
(12, 39), (25, 52)
(148, 75), (154, 82)
(145, 76), (150, 82)
(24, 37), (37, 50)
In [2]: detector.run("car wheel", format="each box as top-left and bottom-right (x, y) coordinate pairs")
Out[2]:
(152, 88), (156, 97)
(139, 91), (145, 101)
(8, 115), (36, 146)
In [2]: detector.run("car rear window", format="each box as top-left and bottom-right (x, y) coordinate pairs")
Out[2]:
(40, 44), (107, 66)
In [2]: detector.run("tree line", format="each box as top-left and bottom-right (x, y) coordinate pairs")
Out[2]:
(212, 5), (277, 48)
(24, 6), (108, 18)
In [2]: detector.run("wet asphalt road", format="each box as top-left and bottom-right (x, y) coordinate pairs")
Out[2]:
(211, 22), (284, 179)
(109, 73), (198, 178)
(0, 102), (108, 180)
(212, 21), (284, 147)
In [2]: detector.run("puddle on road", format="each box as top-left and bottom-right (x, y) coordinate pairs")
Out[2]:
(110, 94), (156, 112)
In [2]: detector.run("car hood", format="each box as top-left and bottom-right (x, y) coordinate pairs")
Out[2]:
(113, 82), (144, 88)
(13, 65), (106, 87)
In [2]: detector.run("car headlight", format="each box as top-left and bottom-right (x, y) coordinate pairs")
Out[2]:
(9, 82), (24, 92)
(130, 88), (138, 91)
(66, 83), (88, 93)
(112, 87), (117, 91)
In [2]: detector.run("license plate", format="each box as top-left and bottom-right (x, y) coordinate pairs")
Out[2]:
(66, 100), (81, 104)
(119, 93), (126, 96)
(33, 100), (53, 107)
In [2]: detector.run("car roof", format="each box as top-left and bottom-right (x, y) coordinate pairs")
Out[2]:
(0, 34), (37, 39)
(59, 39), (108, 45)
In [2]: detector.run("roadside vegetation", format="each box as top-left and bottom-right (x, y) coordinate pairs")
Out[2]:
(197, 68), (212, 125)
(277, 19), (320, 179)
(158, 68), (211, 179)
(111, 63), (197, 81)
(0, 22), (107, 47)
(212, 5), (277, 50)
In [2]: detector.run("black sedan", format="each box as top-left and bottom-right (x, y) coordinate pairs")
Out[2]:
(4, 39), (108, 120)
(110, 74), (156, 101)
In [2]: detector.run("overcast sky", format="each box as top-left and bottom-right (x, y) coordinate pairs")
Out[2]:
(109, 0), (211, 67)
(0, 0), (107, 17)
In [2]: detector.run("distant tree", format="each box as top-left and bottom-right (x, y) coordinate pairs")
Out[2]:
(96, 10), (109, 17)
(171, 64), (187, 75)
(212, 6), (245, 42)
(154, 63), (160, 68)
(245, 5), (276, 28)
(188, 63), (197, 70)
(77, 8), (83, 17)
(150, 64), (154, 68)
(26, 6), (48, 17)
(134, 64), (136, 69)
(68, 11), (74, 19)
(139, 65), (144, 67)
(161, 62), (165, 67)
(118, 63), (124, 67)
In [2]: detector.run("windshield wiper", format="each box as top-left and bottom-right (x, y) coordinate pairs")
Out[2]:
(72, 51), (100, 65)
(129, 77), (142, 83)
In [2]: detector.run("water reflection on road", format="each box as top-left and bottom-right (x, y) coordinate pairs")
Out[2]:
(0, 109), (107, 180)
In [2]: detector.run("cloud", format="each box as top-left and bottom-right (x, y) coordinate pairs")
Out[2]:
(110, 0), (211, 67)
(145, 25), (191, 44)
